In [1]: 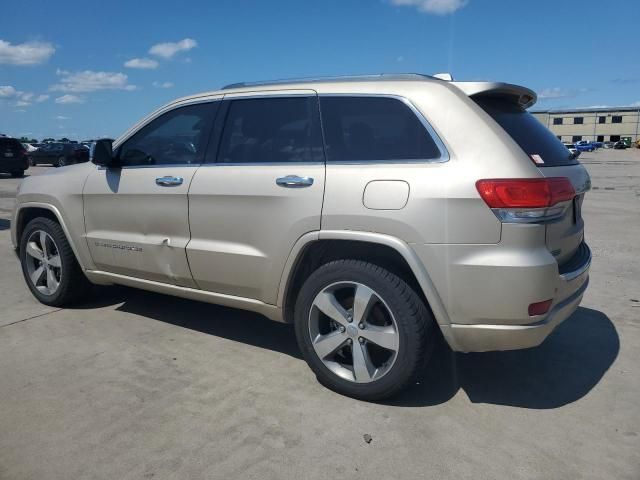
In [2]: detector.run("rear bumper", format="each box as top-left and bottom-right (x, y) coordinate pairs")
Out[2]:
(0, 157), (28, 172)
(445, 243), (591, 352)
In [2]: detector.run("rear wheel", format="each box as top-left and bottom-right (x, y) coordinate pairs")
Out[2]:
(55, 156), (66, 167)
(294, 259), (434, 401)
(19, 217), (92, 306)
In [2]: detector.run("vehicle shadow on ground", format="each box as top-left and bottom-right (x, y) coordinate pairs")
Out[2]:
(389, 307), (619, 409)
(79, 288), (618, 409)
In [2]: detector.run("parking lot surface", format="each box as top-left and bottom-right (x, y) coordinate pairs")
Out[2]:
(1, 151), (639, 480)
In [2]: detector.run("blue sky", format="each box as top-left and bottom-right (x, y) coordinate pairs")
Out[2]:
(1, 0), (639, 140)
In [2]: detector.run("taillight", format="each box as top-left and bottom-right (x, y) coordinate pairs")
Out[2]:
(476, 177), (575, 223)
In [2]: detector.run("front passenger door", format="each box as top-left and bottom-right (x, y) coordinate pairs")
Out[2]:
(83, 99), (219, 286)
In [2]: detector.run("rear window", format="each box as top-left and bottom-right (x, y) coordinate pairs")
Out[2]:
(0, 138), (23, 151)
(475, 97), (578, 167)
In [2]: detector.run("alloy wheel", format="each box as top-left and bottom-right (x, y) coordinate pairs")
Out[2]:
(308, 282), (400, 383)
(24, 230), (62, 296)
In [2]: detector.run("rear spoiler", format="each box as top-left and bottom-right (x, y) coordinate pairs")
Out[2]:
(451, 81), (537, 109)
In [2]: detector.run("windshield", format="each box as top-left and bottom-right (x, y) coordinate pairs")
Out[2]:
(475, 97), (579, 167)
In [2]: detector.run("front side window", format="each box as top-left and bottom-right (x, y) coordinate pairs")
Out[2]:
(217, 97), (323, 163)
(118, 102), (217, 167)
(320, 96), (441, 162)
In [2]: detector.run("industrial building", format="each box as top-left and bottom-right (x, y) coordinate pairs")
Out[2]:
(531, 106), (640, 143)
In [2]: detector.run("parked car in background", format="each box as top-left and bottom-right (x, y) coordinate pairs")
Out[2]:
(603, 141), (615, 149)
(28, 142), (90, 167)
(575, 141), (595, 152)
(591, 141), (603, 149)
(22, 143), (39, 153)
(0, 137), (29, 177)
(563, 143), (580, 158)
(613, 141), (629, 149)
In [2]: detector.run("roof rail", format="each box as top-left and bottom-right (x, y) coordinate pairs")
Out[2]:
(221, 73), (436, 90)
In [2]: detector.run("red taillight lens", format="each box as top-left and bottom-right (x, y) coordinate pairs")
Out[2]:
(528, 299), (552, 316)
(476, 178), (575, 208)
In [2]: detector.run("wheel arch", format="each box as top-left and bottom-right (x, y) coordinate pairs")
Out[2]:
(278, 230), (456, 345)
(13, 203), (88, 270)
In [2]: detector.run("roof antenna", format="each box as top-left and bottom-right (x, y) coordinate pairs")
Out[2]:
(433, 72), (454, 81)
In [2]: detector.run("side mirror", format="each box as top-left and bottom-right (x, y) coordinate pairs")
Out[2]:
(93, 139), (116, 167)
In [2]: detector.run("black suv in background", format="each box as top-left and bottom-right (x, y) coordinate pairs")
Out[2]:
(29, 143), (90, 167)
(0, 137), (29, 178)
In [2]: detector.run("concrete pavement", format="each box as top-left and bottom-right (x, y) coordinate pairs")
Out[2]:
(1, 153), (639, 479)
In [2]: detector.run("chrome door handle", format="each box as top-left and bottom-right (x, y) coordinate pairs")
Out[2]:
(155, 176), (184, 187)
(276, 175), (314, 188)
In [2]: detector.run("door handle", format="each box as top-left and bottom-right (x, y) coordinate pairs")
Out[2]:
(155, 176), (184, 187)
(276, 175), (314, 188)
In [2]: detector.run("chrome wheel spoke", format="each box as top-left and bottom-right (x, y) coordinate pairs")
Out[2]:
(361, 325), (399, 351)
(48, 255), (61, 268)
(313, 291), (350, 326)
(46, 268), (59, 292)
(352, 341), (375, 382)
(30, 265), (45, 286)
(26, 241), (44, 261)
(352, 283), (377, 325)
(39, 231), (48, 258)
(313, 331), (347, 359)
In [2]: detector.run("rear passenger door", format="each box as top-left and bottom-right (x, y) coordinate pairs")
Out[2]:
(187, 92), (325, 304)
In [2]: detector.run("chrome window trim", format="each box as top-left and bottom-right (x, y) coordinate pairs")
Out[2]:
(317, 93), (450, 164)
(97, 163), (202, 170)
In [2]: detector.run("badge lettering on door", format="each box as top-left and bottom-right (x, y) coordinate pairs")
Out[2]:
(94, 241), (142, 252)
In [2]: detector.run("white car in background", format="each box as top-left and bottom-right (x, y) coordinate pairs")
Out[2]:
(563, 143), (580, 158)
(22, 143), (39, 153)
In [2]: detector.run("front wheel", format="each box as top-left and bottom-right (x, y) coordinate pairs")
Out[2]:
(55, 156), (67, 167)
(19, 217), (92, 306)
(294, 259), (434, 401)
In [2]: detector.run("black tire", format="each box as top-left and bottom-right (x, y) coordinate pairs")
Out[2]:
(10, 170), (24, 178)
(294, 259), (435, 401)
(19, 217), (92, 307)
(55, 156), (66, 167)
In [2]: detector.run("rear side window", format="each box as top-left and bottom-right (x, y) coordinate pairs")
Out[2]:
(0, 138), (23, 151)
(320, 96), (441, 162)
(475, 97), (578, 167)
(217, 97), (323, 163)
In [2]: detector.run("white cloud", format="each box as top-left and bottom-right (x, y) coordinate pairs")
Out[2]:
(152, 81), (174, 88)
(631, 101), (640, 107)
(124, 57), (159, 69)
(51, 69), (136, 93)
(19, 92), (34, 102)
(15, 100), (31, 107)
(0, 39), (55, 65)
(538, 87), (574, 99)
(55, 94), (84, 104)
(35, 94), (49, 102)
(149, 38), (197, 59)
(54, 115), (71, 120)
(391, 0), (468, 14)
(0, 85), (17, 97)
